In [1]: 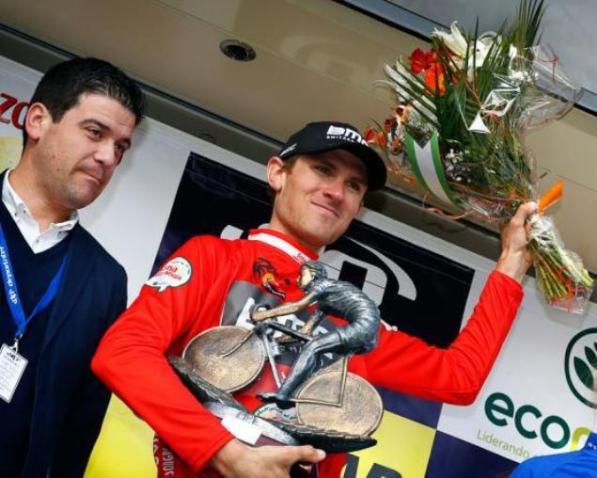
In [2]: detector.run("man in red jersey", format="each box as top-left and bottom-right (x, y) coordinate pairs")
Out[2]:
(93, 121), (534, 478)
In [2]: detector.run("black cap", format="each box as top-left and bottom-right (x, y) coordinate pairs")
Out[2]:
(277, 121), (387, 191)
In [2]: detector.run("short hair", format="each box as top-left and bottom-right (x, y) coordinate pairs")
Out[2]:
(24, 57), (145, 144)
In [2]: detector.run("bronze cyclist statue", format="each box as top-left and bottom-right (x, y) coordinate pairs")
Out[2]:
(252, 260), (380, 407)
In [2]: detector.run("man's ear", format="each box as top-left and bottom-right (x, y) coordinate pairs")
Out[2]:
(266, 156), (286, 193)
(24, 102), (51, 143)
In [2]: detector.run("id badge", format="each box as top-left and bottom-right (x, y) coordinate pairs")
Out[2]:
(0, 343), (28, 403)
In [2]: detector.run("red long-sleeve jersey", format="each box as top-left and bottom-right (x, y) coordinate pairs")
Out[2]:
(92, 228), (523, 477)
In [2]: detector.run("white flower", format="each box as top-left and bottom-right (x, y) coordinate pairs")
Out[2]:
(432, 22), (469, 57)
(432, 21), (501, 71)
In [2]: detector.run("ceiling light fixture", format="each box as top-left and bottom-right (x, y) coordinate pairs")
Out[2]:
(219, 39), (256, 62)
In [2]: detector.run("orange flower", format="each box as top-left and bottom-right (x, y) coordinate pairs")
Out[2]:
(424, 64), (446, 95)
(408, 47), (447, 96)
(363, 126), (377, 142)
(363, 126), (387, 148)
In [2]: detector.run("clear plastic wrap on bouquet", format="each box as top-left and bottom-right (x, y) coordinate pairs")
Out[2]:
(528, 214), (594, 313)
(515, 46), (583, 130)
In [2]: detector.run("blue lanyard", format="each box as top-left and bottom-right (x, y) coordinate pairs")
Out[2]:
(0, 224), (67, 341)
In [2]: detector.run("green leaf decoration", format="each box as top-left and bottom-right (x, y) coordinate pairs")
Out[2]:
(574, 356), (596, 391)
(585, 346), (597, 369)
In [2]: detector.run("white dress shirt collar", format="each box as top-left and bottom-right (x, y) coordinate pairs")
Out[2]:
(2, 171), (78, 253)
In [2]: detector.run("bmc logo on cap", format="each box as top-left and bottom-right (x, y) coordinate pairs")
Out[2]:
(326, 125), (367, 146)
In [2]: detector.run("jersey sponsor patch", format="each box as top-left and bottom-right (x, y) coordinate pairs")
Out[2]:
(146, 257), (192, 292)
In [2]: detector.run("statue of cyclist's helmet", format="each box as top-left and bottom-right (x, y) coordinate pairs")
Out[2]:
(298, 261), (328, 290)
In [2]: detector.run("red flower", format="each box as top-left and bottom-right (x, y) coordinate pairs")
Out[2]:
(363, 126), (387, 148)
(409, 48), (437, 74)
(409, 47), (447, 95)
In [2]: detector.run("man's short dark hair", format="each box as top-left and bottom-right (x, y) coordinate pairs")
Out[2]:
(24, 57), (145, 144)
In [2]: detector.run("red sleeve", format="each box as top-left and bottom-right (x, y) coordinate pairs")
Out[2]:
(366, 270), (523, 405)
(92, 237), (234, 473)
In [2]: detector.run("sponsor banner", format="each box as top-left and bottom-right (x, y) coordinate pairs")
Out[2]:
(438, 289), (597, 463)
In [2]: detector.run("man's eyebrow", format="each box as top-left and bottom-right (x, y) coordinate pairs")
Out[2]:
(80, 118), (109, 130)
(80, 118), (131, 148)
(313, 157), (367, 184)
(313, 157), (337, 169)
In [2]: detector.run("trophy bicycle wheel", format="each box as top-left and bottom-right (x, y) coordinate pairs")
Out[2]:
(183, 326), (265, 393)
(295, 370), (383, 436)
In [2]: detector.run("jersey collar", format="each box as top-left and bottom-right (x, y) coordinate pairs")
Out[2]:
(248, 228), (318, 264)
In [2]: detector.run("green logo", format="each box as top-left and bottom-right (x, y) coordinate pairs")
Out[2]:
(564, 328), (597, 408)
(484, 391), (591, 450)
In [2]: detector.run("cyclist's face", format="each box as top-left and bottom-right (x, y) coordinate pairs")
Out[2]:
(267, 150), (367, 252)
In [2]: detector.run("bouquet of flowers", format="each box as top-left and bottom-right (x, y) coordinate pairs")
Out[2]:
(365, 0), (593, 313)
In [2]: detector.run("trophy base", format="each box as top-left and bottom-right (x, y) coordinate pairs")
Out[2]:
(205, 402), (300, 447)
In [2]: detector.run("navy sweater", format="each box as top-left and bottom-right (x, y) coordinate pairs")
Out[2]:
(0, 200), (70, 476)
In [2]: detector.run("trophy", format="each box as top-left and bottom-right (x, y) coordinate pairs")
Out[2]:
(170, 261), (384, 453)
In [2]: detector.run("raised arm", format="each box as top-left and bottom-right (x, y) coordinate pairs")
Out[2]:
(366, 202), (535, 404)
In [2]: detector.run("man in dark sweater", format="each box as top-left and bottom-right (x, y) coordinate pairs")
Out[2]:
(0, 58), (144, 477)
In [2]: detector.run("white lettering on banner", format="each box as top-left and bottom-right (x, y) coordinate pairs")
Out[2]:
(321, 250), (386, 305)
(337, 239), (416, 302)
(325, 240), (418, 301)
